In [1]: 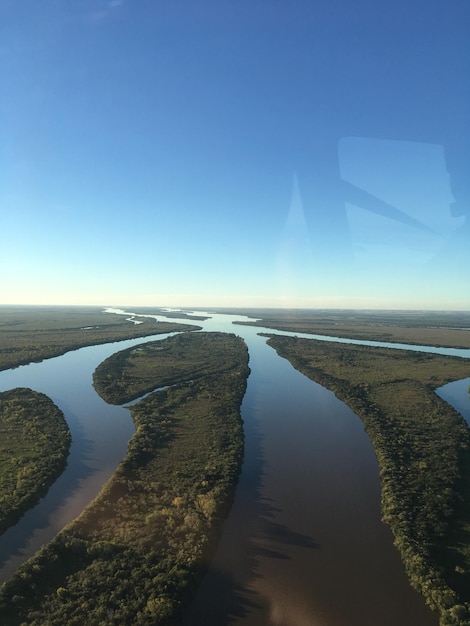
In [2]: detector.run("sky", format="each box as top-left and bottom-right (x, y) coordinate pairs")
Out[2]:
(1, 0), (469, 310)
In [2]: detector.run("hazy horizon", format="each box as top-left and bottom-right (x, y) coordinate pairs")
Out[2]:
(2, 301), (470, 313)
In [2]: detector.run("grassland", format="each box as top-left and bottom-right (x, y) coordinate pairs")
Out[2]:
(266, 334), (470, 626)
(0, 388), (71, 535)
(0, 306), (200, 372)
(230, 309), (470, 349)
(0, 332), (249, 625)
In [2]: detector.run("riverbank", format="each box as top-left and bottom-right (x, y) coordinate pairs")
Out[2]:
(267, 334), (470, 626)
(0, 388), (71, 535)
(0, 306), (200, 372)
(0, 332), (249, 625)
(230, 309), (470, 349)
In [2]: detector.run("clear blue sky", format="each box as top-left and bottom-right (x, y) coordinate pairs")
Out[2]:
(1, 0), (469, 309)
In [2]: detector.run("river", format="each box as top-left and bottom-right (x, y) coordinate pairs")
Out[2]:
(1, 309), (469, 625)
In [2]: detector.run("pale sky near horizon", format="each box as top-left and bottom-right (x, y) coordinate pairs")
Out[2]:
(1, 0), (469, 310)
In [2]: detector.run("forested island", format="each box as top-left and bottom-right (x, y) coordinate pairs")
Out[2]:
(0, 388), (71, 535)
(266, 334), (470, 626)
(0, 332), (249, 625)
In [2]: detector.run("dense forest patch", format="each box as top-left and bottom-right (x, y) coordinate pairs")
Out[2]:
(0, 332), (249, 625)
(0, 388), (71, 535)
(266, 335), (470, 626)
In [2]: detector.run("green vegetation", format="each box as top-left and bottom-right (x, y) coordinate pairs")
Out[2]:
(0, 332), (249, 625)
(0, 388), (71, 535)
(93, 330), (241, 405)
(231, 308), (470, 348)
(0, 306), (200, 372)
(266, 334), (470, 625)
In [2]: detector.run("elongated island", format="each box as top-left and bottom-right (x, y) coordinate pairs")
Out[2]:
(0, 331), (249, 625)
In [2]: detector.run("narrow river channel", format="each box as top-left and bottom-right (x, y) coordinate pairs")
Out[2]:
(0, 309), (469, 625)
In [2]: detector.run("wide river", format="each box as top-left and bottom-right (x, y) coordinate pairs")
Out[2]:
(1, 310), (469, 625)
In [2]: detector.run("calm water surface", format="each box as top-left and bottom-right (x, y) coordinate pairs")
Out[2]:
(1, 309), (469, 625)
(0, 331), (176, 581)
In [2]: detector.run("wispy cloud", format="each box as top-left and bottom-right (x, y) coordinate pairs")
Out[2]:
(90, 0), (123, 24)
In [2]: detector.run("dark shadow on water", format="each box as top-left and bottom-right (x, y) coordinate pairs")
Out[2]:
(183, 378), (320, 626)
(258, 502), (320, 551)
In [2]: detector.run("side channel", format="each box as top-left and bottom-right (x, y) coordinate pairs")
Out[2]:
(0, 332), (175, 583)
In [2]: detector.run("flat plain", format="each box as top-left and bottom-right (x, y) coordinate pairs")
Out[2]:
(0, 306), (200, 372)
(220, 308), (470, 349)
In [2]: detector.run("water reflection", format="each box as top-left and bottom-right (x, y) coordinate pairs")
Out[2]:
(436, 377), (470, 426)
